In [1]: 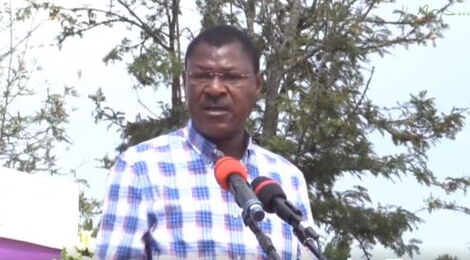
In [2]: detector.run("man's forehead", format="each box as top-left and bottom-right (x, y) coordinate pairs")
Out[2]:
(192, 40), (244, 54)
(187, 41), (251, 68)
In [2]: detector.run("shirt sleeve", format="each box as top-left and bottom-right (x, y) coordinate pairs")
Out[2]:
(95, 154), (151, 260)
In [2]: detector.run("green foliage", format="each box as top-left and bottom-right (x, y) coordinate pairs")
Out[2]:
(60, 229), (95, 260)
(36, 0), (470, 258)
(1, 1), (100, 233)
(88, 88), (125, 129)
(311, 183), (423, 257)
(88, 87), (188, 153)
(323, 237), (351, 260)
(0, 1), (75, 174)
(79, 189), (102, 232)
(434, 254), (459, 260)
(196, 0), (242, 28)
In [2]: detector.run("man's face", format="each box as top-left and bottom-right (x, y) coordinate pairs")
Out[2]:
(185, 41), (261, 141)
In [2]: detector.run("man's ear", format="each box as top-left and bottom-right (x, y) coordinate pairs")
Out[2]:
(182, 70), (188, 105)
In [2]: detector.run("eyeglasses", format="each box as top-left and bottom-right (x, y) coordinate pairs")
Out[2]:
(187, 71), (255, 86)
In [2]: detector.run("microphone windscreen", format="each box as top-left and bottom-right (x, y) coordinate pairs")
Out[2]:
(214, 156), (248, 190)
(251, 176), (286, 213)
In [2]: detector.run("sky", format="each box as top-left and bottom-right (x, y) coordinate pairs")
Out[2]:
(4, 0), (470, 259)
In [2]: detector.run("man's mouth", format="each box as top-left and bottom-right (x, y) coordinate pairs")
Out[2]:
(202, 106), (231, 116)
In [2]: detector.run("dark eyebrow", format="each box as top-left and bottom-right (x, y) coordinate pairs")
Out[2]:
(189, 63), (242, 72)
(190, 64), (213, 71)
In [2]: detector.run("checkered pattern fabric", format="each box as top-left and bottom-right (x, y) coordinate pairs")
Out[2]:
(95, 121), (315, 259)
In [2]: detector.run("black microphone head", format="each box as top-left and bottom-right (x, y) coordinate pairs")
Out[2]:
(251, 176), (286, 213)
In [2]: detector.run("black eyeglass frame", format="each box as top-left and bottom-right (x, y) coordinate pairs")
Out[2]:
(186, 71), (256, 85)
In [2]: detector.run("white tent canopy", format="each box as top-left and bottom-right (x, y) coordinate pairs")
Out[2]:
(0, 167), (79, 249)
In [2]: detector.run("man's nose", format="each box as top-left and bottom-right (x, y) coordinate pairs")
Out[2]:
(205, 75), (227, 96)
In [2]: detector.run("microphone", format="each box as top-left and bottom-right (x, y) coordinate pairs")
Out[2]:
(251, 176), (304, 226)
(214, 156), (265, 221)
(252, 176), (323, 259)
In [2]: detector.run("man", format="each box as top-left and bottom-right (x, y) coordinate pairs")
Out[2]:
(96, 25), (315, 259)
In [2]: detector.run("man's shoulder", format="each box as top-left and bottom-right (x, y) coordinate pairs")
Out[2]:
(250, 144), (307, 194)
(251, 144), (299, 171)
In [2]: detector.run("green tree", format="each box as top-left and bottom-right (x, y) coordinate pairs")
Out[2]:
(77, 179), (102, 234)
(323, 237), (351, 260)
(36, 0), (470, 258)
(0, 1), (74, 174)
(434, 254), (459, 260)
(0, 0), (101, 232)
(49, 0), (188, 152)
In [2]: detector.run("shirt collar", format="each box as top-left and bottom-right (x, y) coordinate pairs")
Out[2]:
(185, 120), (255, 164)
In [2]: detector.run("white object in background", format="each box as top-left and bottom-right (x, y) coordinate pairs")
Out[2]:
(0, 167), (79, 249)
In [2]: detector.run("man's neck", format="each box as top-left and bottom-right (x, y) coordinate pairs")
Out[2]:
(212, 131), (248, 159)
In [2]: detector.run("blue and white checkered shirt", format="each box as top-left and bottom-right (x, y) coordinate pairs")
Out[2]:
(96, 121), (315, 259)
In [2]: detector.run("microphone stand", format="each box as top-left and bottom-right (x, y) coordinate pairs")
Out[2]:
(242, 211), (281, 260)
(142, 231), (153, 260)
(293, 224), (326, 260)
(281, 201), (327, 260)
